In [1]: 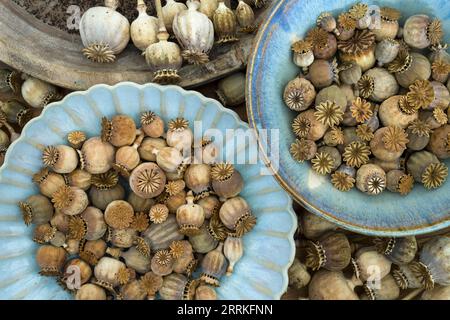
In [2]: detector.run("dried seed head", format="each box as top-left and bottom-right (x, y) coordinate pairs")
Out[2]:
(140, 111), (157, 125)
(338, 30), (375, 54)
(140, 272), (163, 298)
(165, 180), (185, 196)
(82, 44), (115, 63)
(67, 131), (86, 149)
(131, 212), (150, 232)
(208, 214), (229, 242)
(350, 97), (373, 123)
(105, 201), (134, 229)
(407, 80), (434, 109)
(135, 167), (164, 195)
(314, 101), (344, 127)
(357, 75), (375, 99)
(338, 13), (356, 30)
(42, 146), (59, 167)
(33, 224), (57, 244)
(292, 115), (311, 138)
(285, 89), (306, 111)
(427, 19), (443, 46)
(331, 171), (355, 192)
(349, 3), (369, 19)
(91, 170), (119, 190)
(52, 185), (75, 210)
(290, 139), (317, 162)
(388, 49), (412, 73)
(149, 204), (169, 224)
(408, 120), (432, 137)
(399, 96), (419, 115)
(343, 141), (371, 168)
(311, 152), (335, 175)
(100, 117), (113, 142)
(380, 7), (401, 21)
(292, 40), (312, 54)
(432, 60), (450, 77)
(68, 216), (87, 241)
(356, 124), (374, 142)
(410, 261), (434, 290)
(116, 267), (132, 285)
(433, 108), (448, 125)
(32, 167), (51, 185)
(306, 27), (330, 49)
(422, 162), (448, 189)
(135, 237), (151, 258)
(168, 118), (189, 132)
(327, 127), (345, 145)
(382, 126), (409, 152)
(366, 174), (386, 195)
(305, 241), (326, 270)
(169, 240), (185, 259)
(154, 250), (173, 266)
(398, 174), (414, 195)
(211, 163), (234, 181)
(19, 202), (33, 226)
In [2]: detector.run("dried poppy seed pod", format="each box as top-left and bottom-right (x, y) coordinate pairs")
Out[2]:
(410, 236), (450, 289)
(349, 2), (370, 30)
(336, 13), (356, 41)
(76, 283), (107, 300)
(404, 15), (443, 49)
(315, 85), (347, 113)
(211, 163), (243, 201)
(36, 245), (67, 276)
(216, 73), (246, 107)
(167, 118), (193, 152)
(199, 0), (218, 19)
(305, 232), (351, 271)
(52, 186), (89, 216)
(67, 169), (92, 191)
(432, 60), (450, 83)
(140, 112), (164, 138)
(379, 96), (418, 129)
(128, 191), (154, 212)
(80, 137), (115, 174)
(386, 170), (414, 195)
(65, 239), (81, 256)
(104, 200), (134, 230)
(63, 258), (92, 285)
(406, 120), (432, 151)
(110, 228), (137, 249)
(197, 196), (220, 220)
(33, 223), (57, 244)
(371, 158), (402, 172)
(374, 237), (418, 265)
(0, 69), (21, 94)
(189, 222), (218, 253)
(356, 164), (387, 195)
(306, 27), (337, 60)
(173, 252), (197, 277)
(138, 137), (167, 161)
(122, 247), (151, 274)
(200, 242), (227, 286)
(195, 285), (217, 300)
(291, 40), (315, 73)
(370, 127), (408, 162)
(288, 258), (311, 290)
(140, 272), (163, 299)
(143, 215), (184, 250)
(176, 191), (205, 235)
(151, 249), (174, 276)
(290, 138), (318, 163)
(407, 151), (448, 189)
(317, 146), (342, 172)
(0, 100), (26, 124)
(308, 270), (359, 300)
(21, 76), (58, 108)
(159, 273), (197, 300)
(375, 38), (400, 67)
(130, 162), (166, 199)
(93, 257), (126, 291)
(236, 1), (256, 33)
(339, 62), (362, 85)
(420, 109), (447, 130)
(292, 110), (328, 142)
(219, 197), (256, 237)
(153, 147), (184, 173)
(184, 164), (211, 195)
(392, 264), (423, 290)
(67, 131), (86, 150)
(120, 280), (146, 300)
(166, 190), (187, 214)
(51, 211), (69, 234)
(224, 235), (243, 275)
(421, 285), (450, 300)
(372, 7), (400, 41)
(113, 134), (145, 177)
(101, 115), (137, 148)
(162, 0), (187, 34)
(391, 52), (431, 89)
(81, 207), (107, 241)
(353, 247), (392, 282)
(283, 77), (316, 112)
(358, 68), (399, 102)
(317, 12), (338, 34)
(213, 1), (239, 44)
(130, 0), (158, 51)
(427, 125), (450, 159)
(338, 29), (376, 71)
(19, 194), (54, 226)
(90, 171), (125, 210)
(307, 59), (339, 89)
(42, 145), (78, 174)
(362, 274), (400, 300)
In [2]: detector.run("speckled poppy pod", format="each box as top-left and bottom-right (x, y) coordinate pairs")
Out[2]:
(305, 232), (351, 271)
(210, 163), (243, 201)
(176, 191), (205, 235)
(79, 137), (115, 175)
(373, 7), (401, 41)
(93, 257), (126, 292)
(140, 111), (165, 138)
(219, 196), (256, 237)
(129, 162), (166, 199)
(410, 236), (450, 289)
(19, 194), (54, 226)
(338, 29), (376, 71)
(404, 15), (443, 49)
(200, 242), (227, 286)
(213, 1), (239, 44)
(52, 185), (89, 216)
(374, 237), (418, 265)
(407, 151), (448, 189)
(184, 164), (211, 197)
(143, 215), (184, 250)
(42, 145), (79, 174)
(306, 27), (337, 60)
(160, 273), (199, 300)
(36, 245), (67, 276)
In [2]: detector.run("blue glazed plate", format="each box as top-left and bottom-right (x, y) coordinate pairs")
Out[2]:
(247, 0), (450, 237)
(0, 83), (296, 300)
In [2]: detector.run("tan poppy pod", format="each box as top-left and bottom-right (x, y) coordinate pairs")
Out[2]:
(153, 147), (184, 173)
(356, 164), (387, 195)
(305, 232), (351, 271)
(104, 200), (135, 230)
(159, 273), (198, 300)
(236, 0), (256, 33)
(93, 257), (126, 291)
(427, 125), (450, 159)
(173, 251), (197, 277)
(372, 8), (401, 41)
(338, 30), (376, 71)
(110, 228), (138, 249)
(374, 237), (418, 265)
(217, 73), (246, 107)
(427, 81), (450, 110)
(122, 247), (151, 274)
(375, 38), (400, 67)
(33, 223), (57, 244)
(200, 242), (227, 286)
(197, 196), (220, 219)
(127, 191), (154, 212)
(140, 112), (165, 138)
(36, 245), (67, 276)
(32, 168), (67, 198)
(404, 15), (443, 49)
(292, 109), (328, 142)
(90, 184), (125, 211)
(162, 0), (187, 34)
(219, 197), (256, 236)
(80, 137), (115, 174)
(386, 170), (414, 195)
(307, 59), (339, 89)
(199, 0), (218, 19)
(358, 68), (399, 102)
(52, 186), (89, 216)
(21, 76), (58, 109)
(307, 27), (337, 60)
(130, 0), (159, 51)
(142, 215), (184, 250)
(82, 207), (107, 241)
(407, 151), (448, 189)
(120, 280), (146, 300)
(195, 285), (217, 300)
(308, 270), (359, 300)
(65, 239), (81, 256)
(0, 69), (21, 94)
(63, 258), (92, 285)
(50, 211), (70, 234)
(129, 162), (166, 199)
(101, 115), (137, 147)
(189, 223), (219, 253)
(339, 62), (362, 85)
(67, 169), (92, 191)
(0, 100), (26, 124)
(224, 235), (243, 275)
(392, 52), (431, 88)
(176, 191), (205, 235)
(378, 96), (418, 129)
(76, 284), (107, 300)
(80, 239), (107, 266)
(300, 211), (338, 240)
(315, 85), (347, 112)
(42, 145), (79, 174)
(283, 77), (316, 112)
(288, 258), (311, 290)
(353, 247), (392, 282)
(362, 274), (400, 300)
(19, 194), (54, 226)
(184, 164), (211, 195)
(150, 249), (174, 276)
(166, 190), (187, 214)
(113, 134), (145, 177)
(213, 1), (239, 44)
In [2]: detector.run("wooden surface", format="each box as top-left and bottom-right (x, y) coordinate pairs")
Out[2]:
(0, 1), (265, 91)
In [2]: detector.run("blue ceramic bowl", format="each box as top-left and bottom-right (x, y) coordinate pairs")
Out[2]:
(247, 0), (450, 236)
(0, 83), (296, 300)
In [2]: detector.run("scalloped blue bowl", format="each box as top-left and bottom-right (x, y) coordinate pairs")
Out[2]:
(0, 83), (296, 300)
(247, 0), (450, 237)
